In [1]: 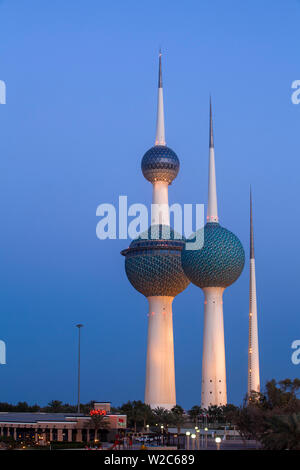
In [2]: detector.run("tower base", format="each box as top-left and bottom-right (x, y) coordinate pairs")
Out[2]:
(145, 296), (176, 410)
(201, 287), (227, 409)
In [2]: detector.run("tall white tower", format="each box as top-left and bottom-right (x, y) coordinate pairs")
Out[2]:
(248, 189), (260, 397)
(122, 52), (189, 410)
(181, 100), (245, 409)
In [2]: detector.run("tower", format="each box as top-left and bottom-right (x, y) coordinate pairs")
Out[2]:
(121, 53), (189, 410)
(181, 100), (245, 409)
(248, 189), (260, 397)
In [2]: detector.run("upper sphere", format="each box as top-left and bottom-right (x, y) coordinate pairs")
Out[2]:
(181, 223), (245, 288)
(121, 225), (189, 297)
(141, 145), (180, 184)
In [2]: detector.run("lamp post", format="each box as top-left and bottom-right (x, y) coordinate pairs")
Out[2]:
(185, 431), (191, 450)
(76, 324), (83, 413)
(191, 433), (196, 450)
(196, 429), (200, 450)
(215, 436), (221, 451)
(204, 427), (208, 449)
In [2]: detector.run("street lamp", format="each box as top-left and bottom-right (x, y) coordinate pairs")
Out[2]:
(204, 427), (208, 449)
(215, 436), (221, 451)
(76, 324), (83, 413)
(196, 429), (200, 450)
(191, 433), (196, 450)
(185, 431), (191, 450)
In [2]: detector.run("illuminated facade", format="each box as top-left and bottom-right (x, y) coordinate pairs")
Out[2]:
(0, 403), (126, 445)
(181, 101), (245, 409)
(121, 53), (189, 410)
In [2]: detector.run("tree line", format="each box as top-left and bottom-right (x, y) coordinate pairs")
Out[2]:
(1, 378), (299, 449)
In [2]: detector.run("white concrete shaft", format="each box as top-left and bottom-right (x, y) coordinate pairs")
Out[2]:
(155, 87), (166, 146)
(201, 287), (227, 409)
(151, 181), (170, 226)
(145, 296), (176, 410)
(248, 258), (260, 395)
(207, 147), (219, 223)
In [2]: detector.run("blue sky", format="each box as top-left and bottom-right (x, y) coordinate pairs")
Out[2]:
(0, 0), (299, 408)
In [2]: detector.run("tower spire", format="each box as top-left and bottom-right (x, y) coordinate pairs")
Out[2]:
(209, 96), (214, 148)
(207, 97), (219, 223)
(155, 50), (166, 146)
(248, 188), (260, 398)
(250, 187), (255, 259)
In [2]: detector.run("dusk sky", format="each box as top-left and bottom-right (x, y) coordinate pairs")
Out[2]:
(0, 0), (299, 409)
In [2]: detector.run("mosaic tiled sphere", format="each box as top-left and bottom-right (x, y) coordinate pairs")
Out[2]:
(141, 145), (179, 184)
(121, 225), (190, 297)
(181, 222), (245, 288)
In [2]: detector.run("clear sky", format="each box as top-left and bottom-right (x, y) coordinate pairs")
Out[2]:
(0, 0), (299, 409)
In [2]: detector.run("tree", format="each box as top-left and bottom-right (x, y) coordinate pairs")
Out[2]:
(260, 413), (300, 450)
(88, 414), (110, 443)
(170, 405), (185, 434)
(153, 407), (172, 431)
(231, 379), (300, 450)
(188, 405), (202, 426)
(119, 401), (146, 432)
(45, 400), (64, 412)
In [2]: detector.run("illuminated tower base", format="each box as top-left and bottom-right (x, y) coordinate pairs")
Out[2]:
(145, 296), (176, 410)
(201, 287), (227, 409)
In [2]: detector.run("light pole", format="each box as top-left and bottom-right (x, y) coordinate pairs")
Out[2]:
(215, 436), (221, 451)
(185, 431), (191, 450)
(196, 429), (200, 450)
(191, 433), (196, 450)
(204, 427), (208, 449)
(76, 324), (83, 413)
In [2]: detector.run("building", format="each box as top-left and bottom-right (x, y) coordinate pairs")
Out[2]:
(0, 402), (126, 445)
(181, 101), (245, 409)
(248, 189), (260, 397)
(121, 53), (189, 410)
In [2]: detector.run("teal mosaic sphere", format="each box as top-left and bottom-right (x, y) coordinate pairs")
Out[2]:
(181, 222), (245, 288)
(121, 225), (190, 297)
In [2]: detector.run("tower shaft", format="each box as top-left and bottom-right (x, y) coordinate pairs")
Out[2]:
(248, 192), (260, 396)
(201, 287), (227, 408)
(145, 296), (176, 409)
(151, 181), (170, 225)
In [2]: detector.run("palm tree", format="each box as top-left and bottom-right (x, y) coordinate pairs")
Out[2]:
(153, 407), (171, 431)
(89, 413), (110, 443)
(188, 405), (202, 426)
(119, 401), (146, 432)
(171, 405), (185, 434)
(261, 413), (300, 450)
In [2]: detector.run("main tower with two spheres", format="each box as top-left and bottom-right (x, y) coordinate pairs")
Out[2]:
(121, 53), (189, 410)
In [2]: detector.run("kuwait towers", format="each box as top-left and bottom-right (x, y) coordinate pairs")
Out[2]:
(121, 52), (189, 409)
(248, 189), (260, 397)
(181, 101), (245, 409)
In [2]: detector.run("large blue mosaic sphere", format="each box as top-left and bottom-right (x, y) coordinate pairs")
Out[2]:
(121, 225), (189, 297)
(181, 222), (245, 288)
(141, 145), (180, 184)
